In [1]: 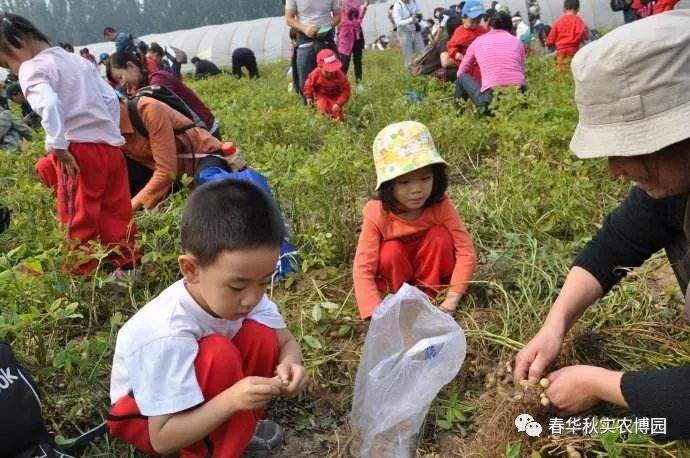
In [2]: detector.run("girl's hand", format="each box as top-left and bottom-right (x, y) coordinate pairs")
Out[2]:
(439, 292), (461, 314)
(275, 363), (309, 397)
(51, 148), (80, 179)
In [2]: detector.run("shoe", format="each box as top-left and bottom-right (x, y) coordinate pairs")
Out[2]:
(356, 83), (365, 93)
(242, 420), (284, 457)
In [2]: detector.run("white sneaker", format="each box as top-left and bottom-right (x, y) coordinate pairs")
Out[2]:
(356, 83), (365, 93)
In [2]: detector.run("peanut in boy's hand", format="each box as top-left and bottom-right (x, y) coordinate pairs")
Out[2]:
(275, 362), (309, 397)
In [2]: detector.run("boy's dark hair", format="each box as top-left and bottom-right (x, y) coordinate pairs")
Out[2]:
(0, 14), (50, 55)
(103, 26), (116, 35)
(190, 56), (200, 64)
(564, 0), (580, 10)
(181, 180), (286, 267)
(489, 11), (513, 32)
(5, 82), (21, 98)
(377, 164), (448, 213)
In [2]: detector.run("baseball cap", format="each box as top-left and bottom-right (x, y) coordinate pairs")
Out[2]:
(462, 0), (486, 18)
(317, 49), (342, 72)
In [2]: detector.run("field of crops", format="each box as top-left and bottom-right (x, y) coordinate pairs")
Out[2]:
(0, 50), (688, 457)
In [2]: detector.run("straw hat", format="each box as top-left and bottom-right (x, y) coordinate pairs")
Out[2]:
(570, 10), (690, 159)
(372, 121), (447, 190)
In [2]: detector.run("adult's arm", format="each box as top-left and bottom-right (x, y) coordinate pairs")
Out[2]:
(131, 102), (179, 210)
(572, 186), (679, 294)
(285, 4), (318, 37)
(457, 41), (477, 76)
(621, 366), (690, 440)
(392, 3), (415, 27)
(516, 187), (680, 382)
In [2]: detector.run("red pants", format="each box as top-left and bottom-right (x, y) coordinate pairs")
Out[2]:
(34, 143), (139, 273)
(315, 95), (345, 121)
(107, 320), (280, 457)
(376, 225), (455, 298)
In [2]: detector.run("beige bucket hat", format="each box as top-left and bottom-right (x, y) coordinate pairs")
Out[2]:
(569, 10), (690, 159)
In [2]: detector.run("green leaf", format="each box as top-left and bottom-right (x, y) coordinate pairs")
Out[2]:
(311, 304), (322, 323)
(505, 441), (522, 458)
(303, 335), (323, 349)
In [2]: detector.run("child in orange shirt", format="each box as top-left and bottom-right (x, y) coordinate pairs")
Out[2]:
(353, 121), (477, 319)
(546, 0), (588, 72)
(303, 49), (351, 122)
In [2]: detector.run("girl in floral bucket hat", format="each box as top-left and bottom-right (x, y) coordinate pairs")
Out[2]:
(352, 121), (477, 319)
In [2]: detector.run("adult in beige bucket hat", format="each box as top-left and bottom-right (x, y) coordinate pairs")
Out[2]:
(515, 11), (690, 440)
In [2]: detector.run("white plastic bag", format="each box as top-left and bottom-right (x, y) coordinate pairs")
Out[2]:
(350, 283), (467, 457)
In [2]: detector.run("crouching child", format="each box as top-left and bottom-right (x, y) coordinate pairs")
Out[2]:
(107, 180), (308, 457)
(304, 49), (351, 122)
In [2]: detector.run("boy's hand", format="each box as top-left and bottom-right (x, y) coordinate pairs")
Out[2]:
(306, 98), (314, 107)
(227, 376), (283, 411)
(275, 362), (309, 397)
(332, 104), (341, 112)
(51, 148), (80, 179)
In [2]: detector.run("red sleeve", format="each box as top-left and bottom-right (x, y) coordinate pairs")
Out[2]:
(335, 71), (351, 107)
(437, 197), (476, 295)
(353, 203), (384, 319)
(546, 20), (559, 46)
(457, 40), (477, 76)
(446, 28), (463, 59)
(303, 70), (316, 100)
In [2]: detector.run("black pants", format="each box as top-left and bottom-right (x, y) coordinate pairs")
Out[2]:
(232, 48), (259, 79)
(340, 36), (365, 82)
(126, 156), (153, 198)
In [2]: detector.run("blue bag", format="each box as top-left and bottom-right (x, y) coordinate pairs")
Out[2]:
(196, 162), (299, 280)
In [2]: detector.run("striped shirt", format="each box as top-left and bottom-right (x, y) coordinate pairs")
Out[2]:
(458, 29), (526, 92)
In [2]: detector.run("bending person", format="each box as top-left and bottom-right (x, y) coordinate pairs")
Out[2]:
(119, 97), (223, 210)
(108, 51), (220, 139)
(454, 11), (525, 108)
(514, 11), (690, 441)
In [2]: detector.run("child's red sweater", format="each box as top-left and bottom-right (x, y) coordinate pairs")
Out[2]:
(303, 69), (351, 106)
(546, 13), (588, 57)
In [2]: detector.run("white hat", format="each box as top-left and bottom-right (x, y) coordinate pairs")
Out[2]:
(569, 11), (690, 159)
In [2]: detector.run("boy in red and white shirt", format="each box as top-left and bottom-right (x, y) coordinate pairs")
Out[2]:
(546, 0), (589, 72)
(304, 49), (351, 122)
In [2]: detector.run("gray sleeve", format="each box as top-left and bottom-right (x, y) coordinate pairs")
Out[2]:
(332, 0), (341, 12)
(285, 0), (297, 11)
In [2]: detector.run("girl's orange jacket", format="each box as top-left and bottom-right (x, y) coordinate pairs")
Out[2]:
(353, 195), (477, 318)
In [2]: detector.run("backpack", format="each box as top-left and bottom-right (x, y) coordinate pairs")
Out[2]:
(127, 85), (206, 138)
(610, 0), (632, 11)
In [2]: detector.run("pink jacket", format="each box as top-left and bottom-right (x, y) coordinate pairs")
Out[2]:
(337, 2), (367, 56)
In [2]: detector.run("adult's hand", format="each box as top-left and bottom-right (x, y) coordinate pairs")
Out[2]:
(303, 24), (319, 38)
(514, 323), (564, 383)
(546, 365), (626, 416)
(514, 266), (604, 382)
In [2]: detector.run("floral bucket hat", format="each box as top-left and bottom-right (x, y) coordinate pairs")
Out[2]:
(373, 121), (447, 190)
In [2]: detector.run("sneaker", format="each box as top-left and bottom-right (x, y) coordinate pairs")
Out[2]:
(242, 420), (284, 457)
(356, 83), (365, 93)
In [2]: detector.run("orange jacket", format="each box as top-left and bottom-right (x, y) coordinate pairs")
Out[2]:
(653, 0), (679, 13)
(303, 69), (351, 107)
(353, 196), (477, 318)
(119, 97), (222, 209)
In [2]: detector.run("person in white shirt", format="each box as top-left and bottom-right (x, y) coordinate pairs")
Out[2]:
(108, 180), (308, 456)
(392, 0), (425, 70)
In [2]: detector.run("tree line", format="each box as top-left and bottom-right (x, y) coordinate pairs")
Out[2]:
(0, 0), (283, 46)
